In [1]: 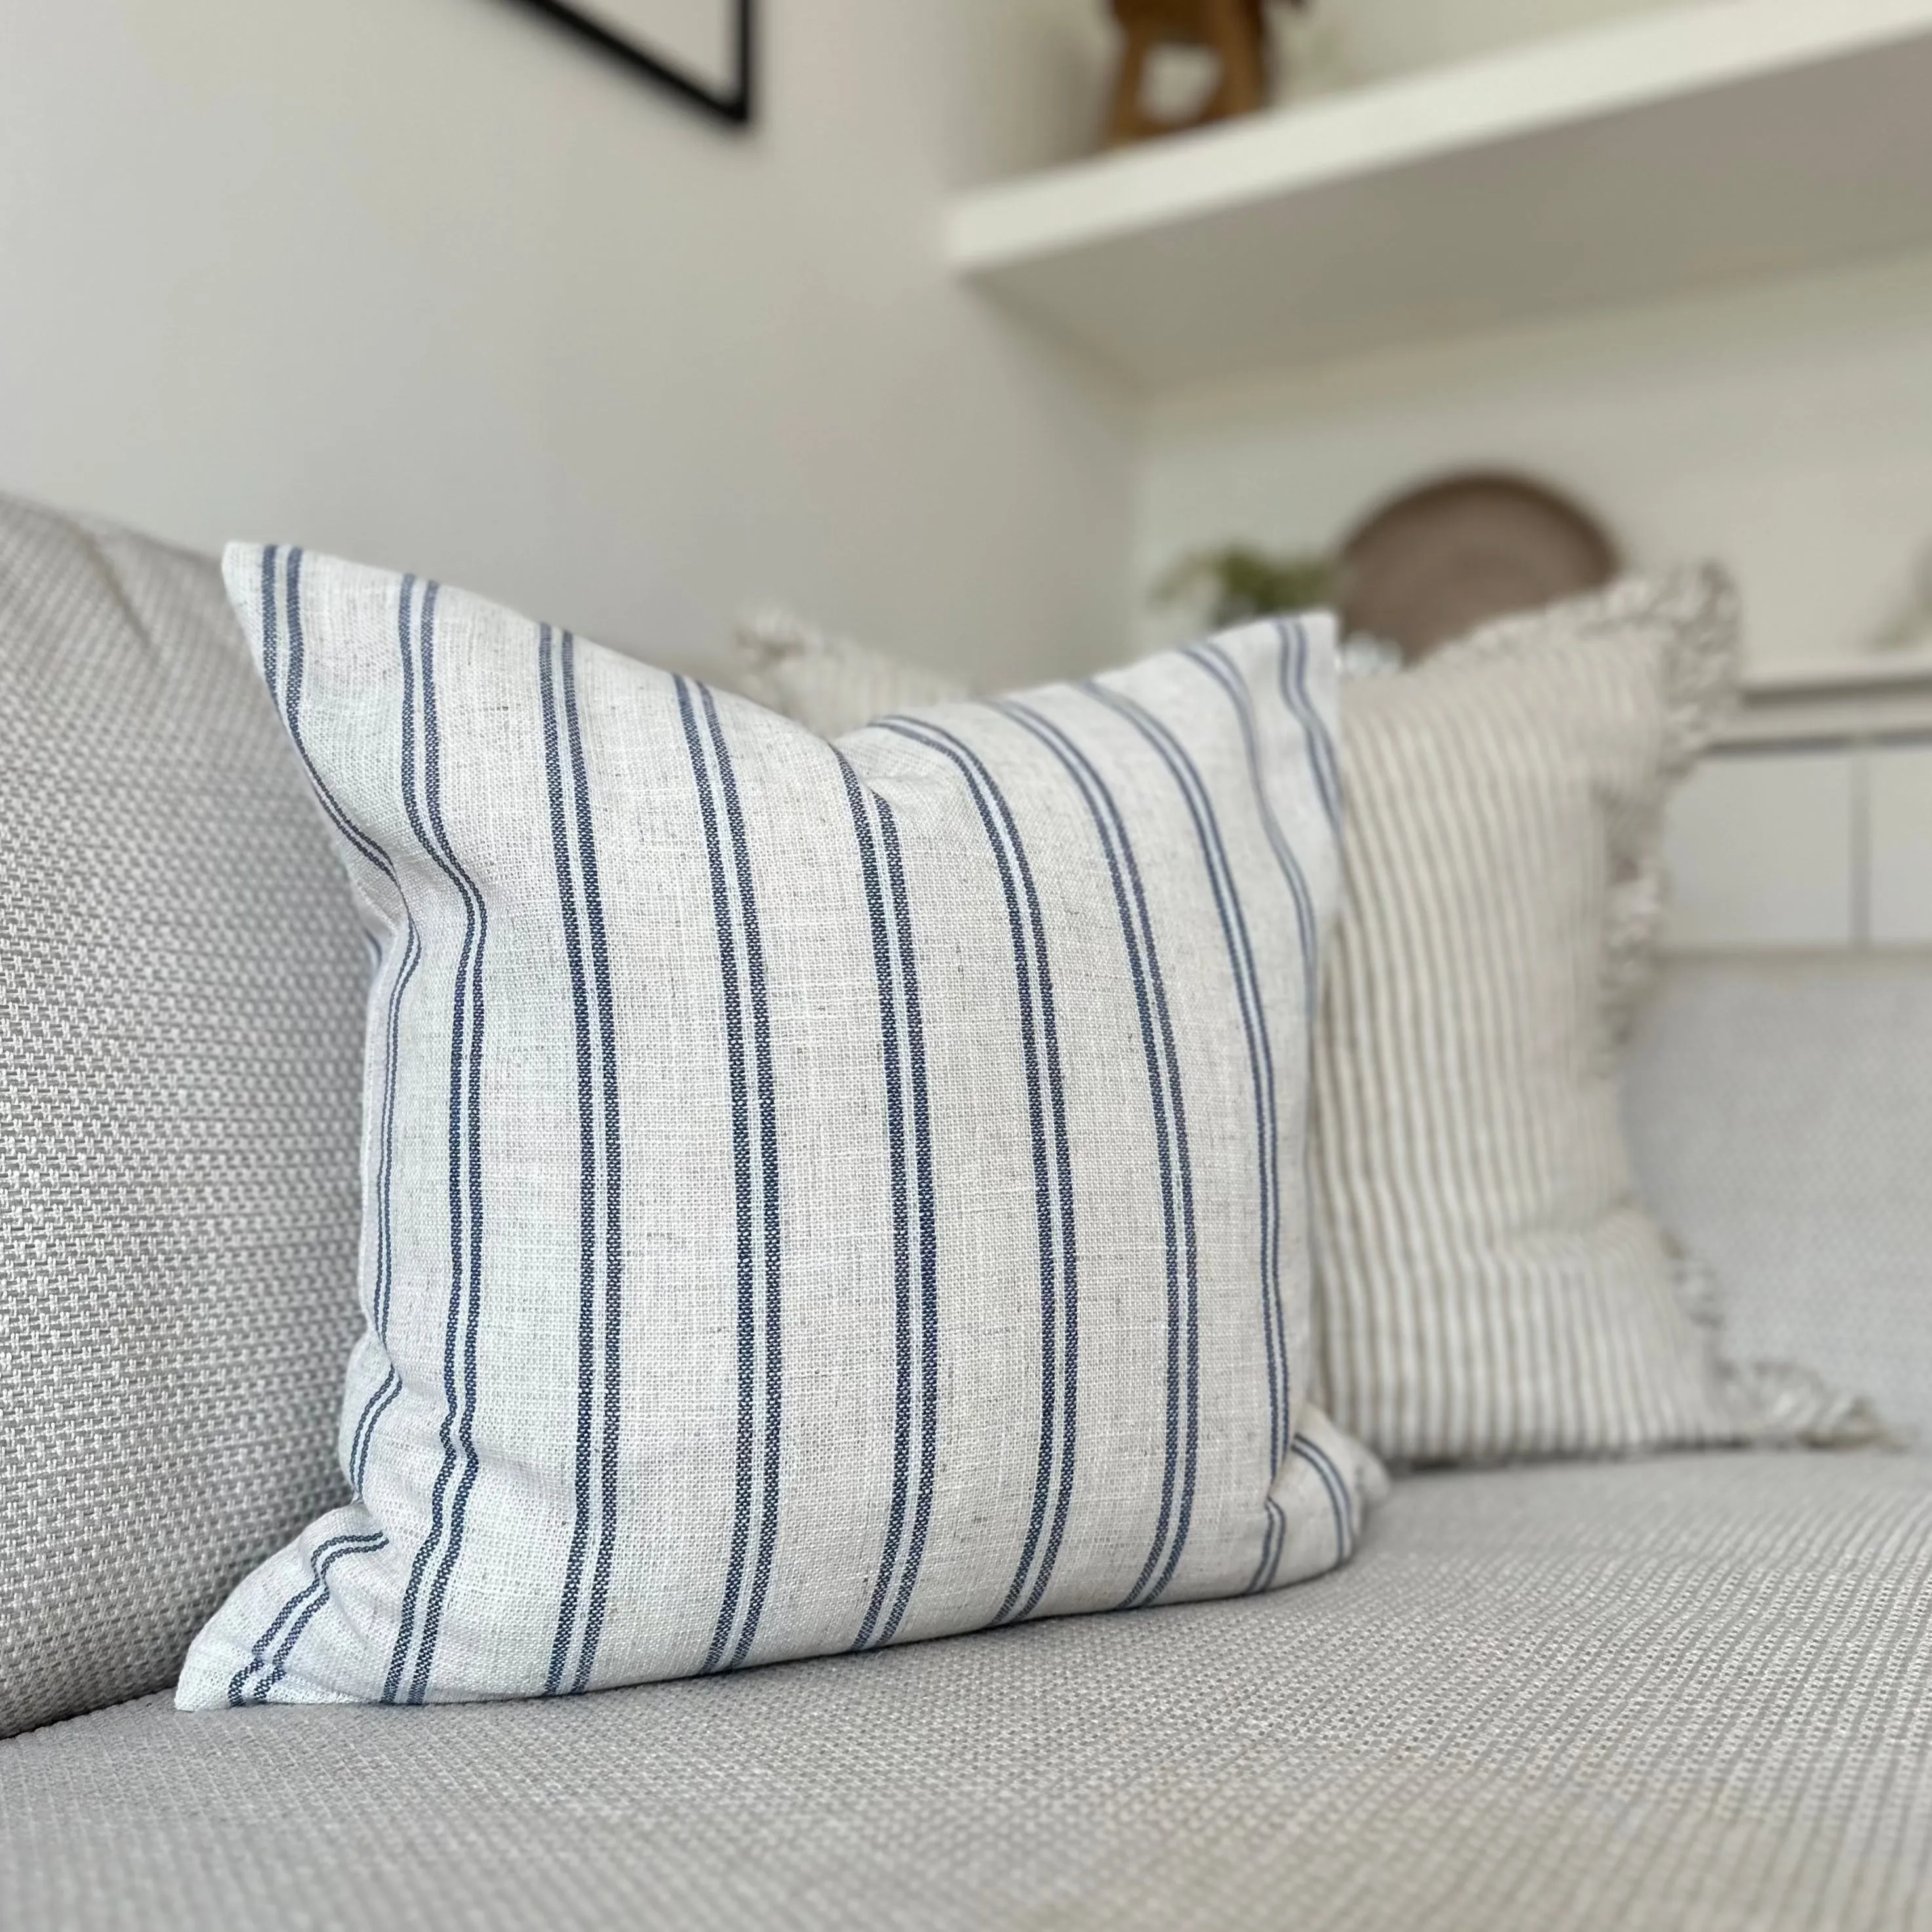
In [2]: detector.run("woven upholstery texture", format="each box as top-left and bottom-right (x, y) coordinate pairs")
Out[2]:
(0, 496), (366, 1738)
(182, 546), (1379, 1710)
(9, 1450), (1931, 1931)
(1627, 951), (1932, 1444)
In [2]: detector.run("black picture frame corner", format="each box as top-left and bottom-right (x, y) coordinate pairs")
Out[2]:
(509, 0), (756, 128)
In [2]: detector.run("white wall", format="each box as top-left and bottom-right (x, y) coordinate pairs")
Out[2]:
(1138, 246), (1932, 671)
(10, 2), (1923, 689)
(936, 0), (1113, 184)
(1280, 0), (1685, 96)
(0, 0), (1130, 684)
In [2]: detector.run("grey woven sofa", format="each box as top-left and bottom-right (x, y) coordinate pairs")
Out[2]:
(3, 497), (1930, 1931)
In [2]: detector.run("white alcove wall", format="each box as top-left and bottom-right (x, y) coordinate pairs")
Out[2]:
(1135, 245), (1932, 673)
(1282, 0), (1693, 96)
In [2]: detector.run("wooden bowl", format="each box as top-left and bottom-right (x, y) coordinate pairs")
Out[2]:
(1339, 473), (1620, 661)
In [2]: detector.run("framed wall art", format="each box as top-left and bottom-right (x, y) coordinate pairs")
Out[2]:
(511, 0), (755, 127)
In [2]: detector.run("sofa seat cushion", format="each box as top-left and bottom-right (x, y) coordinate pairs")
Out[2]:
(5, 1451), (1928, 1932)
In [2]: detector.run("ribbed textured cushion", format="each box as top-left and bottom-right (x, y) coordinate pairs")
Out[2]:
(0, 496), (366, 1739)
(1627, 951), (1932, 1446)
(10, 1451), (1931, 1931)
(180, 546), (1381, 1711)
(1311, 570), (1768, 1462)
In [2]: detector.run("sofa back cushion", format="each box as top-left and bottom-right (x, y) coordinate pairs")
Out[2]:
(1626, 950), (1932, 1445)
(0, 495), (366, 1737)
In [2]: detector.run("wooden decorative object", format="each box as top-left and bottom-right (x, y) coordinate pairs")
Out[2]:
(1106, 0), (1293, 148)
(1339, 473), (1620, 663)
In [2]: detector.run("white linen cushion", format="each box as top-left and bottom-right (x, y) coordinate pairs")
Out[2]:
(178, 545), (1381, 1710)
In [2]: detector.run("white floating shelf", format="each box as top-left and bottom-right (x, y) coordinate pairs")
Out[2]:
(948, 0), (1932, 392)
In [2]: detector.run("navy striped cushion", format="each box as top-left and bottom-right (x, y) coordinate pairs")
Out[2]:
(178, 546), (1381, 1709)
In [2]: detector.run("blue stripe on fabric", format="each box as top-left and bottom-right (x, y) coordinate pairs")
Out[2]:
(561, 635), (625, 1695)
(989, 698), (1189, 1622)
(1187, 643), (1320, 1039)
(877, 718), (1076, 1627)
(1186, 639), (1327, 1590)
(408, 579), (492, 1705)
(258, 545), (280, 702)
(246, 1531), (391, 1703)
(381, 576), (490, 1706)
(969, 728), (1080, 1626)
(1038, 692), (1193, 1614)
(255, 548), (420, 1504)
(268, 554), (406, 1657)
(1183, 650), (1299, 1527)
(539, 627), (601, 1698)
(379, 577), (449, 1703)
(233, 551), (407, 1691)
(680, 679), (760, 1678)
(1290, 1436), (1352, 1562)
(837, 755), (918, 1655)
(347, 1375), (402, 1499)
(1275, 619), (1341, 837)
(349, 825), (423, 1493)
(344, 956), (419, 1490)
(267, 547), (393, 878)
(377, 577), (460, 1704)
(875, 720), (1056, 1619)
(351, 684), (427, 1491)
(226, 1529), (387, 1706)
(698, 685), (784, 1672)
(873, 793), (939, 1649)
(1088, 682), (1285, 1608)
(1253, 1503), (1284, 1594)
(1103, 688), (1278, 1438)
